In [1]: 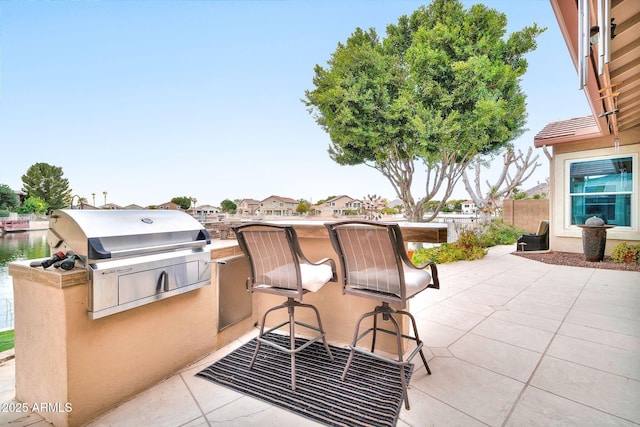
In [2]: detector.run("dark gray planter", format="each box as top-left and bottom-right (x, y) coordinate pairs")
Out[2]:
(578, 217), (615, 262)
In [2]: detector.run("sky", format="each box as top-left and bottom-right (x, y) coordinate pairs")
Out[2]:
(0, 0), (592, 208)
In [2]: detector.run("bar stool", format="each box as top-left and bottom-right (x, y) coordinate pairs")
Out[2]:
(325, 220), (439, 409)
(233, 222), (336, 391)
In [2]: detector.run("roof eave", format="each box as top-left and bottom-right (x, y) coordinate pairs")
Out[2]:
(534, 127), (602, 147)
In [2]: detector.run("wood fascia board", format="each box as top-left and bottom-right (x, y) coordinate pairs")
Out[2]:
(549, 0), (611, 135)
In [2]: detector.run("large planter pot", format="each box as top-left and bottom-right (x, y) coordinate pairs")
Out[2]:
(578, 218), (615, 262)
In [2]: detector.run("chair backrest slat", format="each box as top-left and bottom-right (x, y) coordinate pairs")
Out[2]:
(243, 229), (298, 289)
(234, 224), (302, 296)
(335, 226), (402, 295)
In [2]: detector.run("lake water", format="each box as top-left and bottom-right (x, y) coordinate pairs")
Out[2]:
(0, 230), (49, 330)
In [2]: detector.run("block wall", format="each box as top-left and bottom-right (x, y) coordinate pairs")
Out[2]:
(503, 199), (550, 233)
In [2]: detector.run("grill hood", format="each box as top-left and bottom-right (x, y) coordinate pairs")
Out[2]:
(48, 209), (211, 262)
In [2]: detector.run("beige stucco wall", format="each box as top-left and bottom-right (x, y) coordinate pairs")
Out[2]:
(546, 133), (640, 254)
(503, 199), (550, 233)
(9, 243), (254, 427)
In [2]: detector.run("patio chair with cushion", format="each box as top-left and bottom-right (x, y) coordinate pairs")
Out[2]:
(517, 220), (549, 251)
(325, 220), (440, 410)
(233, 222), (336, 391)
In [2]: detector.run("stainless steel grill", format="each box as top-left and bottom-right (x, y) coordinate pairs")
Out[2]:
(47, 209), (212, 319)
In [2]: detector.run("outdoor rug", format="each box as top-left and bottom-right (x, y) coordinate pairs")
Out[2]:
(196, 333), (413, 427)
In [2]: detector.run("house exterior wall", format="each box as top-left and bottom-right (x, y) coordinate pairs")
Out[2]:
(503, 199), (549, 233)
(237, 199), (260, 216)
(314, 195), (361, 217)
(260, 196), (297, 216)
(546, 133), (640, 255)
(461, 201), (477, 214)
(156, 202), (180, 210)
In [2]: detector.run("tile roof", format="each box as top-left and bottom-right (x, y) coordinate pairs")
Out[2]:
(533, 115), (600, 146)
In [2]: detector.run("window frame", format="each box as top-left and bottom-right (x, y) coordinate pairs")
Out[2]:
(564, 152), (637, 231)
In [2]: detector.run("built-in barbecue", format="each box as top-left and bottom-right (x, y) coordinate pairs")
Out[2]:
(47, 209), (212, 319)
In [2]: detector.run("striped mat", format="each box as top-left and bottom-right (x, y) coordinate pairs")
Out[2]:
(196, 333), (412, 426)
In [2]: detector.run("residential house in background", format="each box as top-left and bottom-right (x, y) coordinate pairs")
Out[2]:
(190, 204), (221, 221)
(237, 199), (261, 216)
(123, 204), (144, 210)
(523, 182), (549, 198)
(259, 195), (298, 216)
(100, 203), (123, 210)
(534, 0), (639, 254)
(313, 195), (362, 217)
(461, 200), (477, 215)
(155, 201), (181, 210)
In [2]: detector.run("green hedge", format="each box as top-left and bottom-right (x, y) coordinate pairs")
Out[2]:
(0, 330), (14, 352)
(412, 219), (525, 264)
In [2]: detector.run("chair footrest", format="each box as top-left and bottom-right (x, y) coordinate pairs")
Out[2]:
(356, 326), (419, 343)
(348, 345), (414, 367)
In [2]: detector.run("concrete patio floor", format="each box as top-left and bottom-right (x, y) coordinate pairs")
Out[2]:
(1, 245), (639, 426)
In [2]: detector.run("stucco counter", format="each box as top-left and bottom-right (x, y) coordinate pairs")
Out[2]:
(8, 241), (251, 427)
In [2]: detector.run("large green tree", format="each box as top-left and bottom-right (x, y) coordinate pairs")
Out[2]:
(304, 0), (544, 221)
(0, 184), (19, 211)
(220, 199), (237, 214)
(21, 163), (72, 214)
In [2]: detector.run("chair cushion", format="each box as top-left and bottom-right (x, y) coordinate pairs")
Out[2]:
(260, 263), (332, 293)
(536, 221), (549, 236)
(347, 266), (431, 299)
(403, 267), (432, 299)
(300, 263), (333, 292)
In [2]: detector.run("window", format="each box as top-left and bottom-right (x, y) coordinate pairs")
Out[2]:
(569, 156), (633, 226)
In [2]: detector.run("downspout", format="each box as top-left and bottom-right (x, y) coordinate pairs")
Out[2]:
(542, 144), (554, 251)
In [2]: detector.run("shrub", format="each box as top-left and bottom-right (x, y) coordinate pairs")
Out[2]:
(0, 210), (9, 218)
(0, 329), (14, 352)
(413, 242), (487, 264)
(413, 229), (487, 264)
(412, 219), (523, 264)
(610, 242), (640, 264)
(478, 219), (526, 247)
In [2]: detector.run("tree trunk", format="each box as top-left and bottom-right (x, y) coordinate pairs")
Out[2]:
(405, 204), (424, 222)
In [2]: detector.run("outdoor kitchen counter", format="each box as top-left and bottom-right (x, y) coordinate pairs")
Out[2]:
(8, 241), (251, 427)
(7, 221), (444, 427)
(226, 219), (448, 243)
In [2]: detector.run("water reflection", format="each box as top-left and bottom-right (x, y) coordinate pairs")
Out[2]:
(0, 230), (49, 330)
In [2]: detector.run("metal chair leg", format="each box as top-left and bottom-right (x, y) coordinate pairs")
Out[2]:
(341, 309), (374, 381)
(250, 298), (332, 391)
(399, 309), (431, 375)
(249, 303), (281, 370)
(371, 311), (378, 353)
(306, 303), (333, 361)
(289, 304), (296, 391)
(341, 303), (430, 410)
(386, 310), (411, 410)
